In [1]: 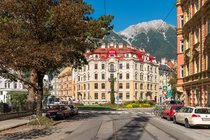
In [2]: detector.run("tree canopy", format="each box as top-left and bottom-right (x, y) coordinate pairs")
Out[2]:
(0, 0), (113, 116)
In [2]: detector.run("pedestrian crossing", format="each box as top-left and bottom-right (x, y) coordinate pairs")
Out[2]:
(80, 110), (155, 116)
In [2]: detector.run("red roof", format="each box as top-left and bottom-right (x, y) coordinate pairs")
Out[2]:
(85, 44), (157, 64)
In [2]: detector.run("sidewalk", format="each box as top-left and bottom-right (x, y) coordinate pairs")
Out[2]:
(0, 117), (30, 131)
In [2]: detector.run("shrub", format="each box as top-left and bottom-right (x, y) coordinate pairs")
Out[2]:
(141, 103), (151, 108)
(131, 103), (139, 108)
(126, 104), (133, 108)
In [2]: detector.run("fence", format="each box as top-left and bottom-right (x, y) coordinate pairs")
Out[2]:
(0, 111), (33, 121)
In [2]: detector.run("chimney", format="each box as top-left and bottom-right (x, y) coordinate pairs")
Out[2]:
(119, 43), (123, 48)
(161, 58), (166, 65)
(101, 43), (106, 48)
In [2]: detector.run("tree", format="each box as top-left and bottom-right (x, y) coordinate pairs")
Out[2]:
(110, 77), (115, 104)
(10, 91), (27, 112)
(168, 70), (177, 100)
(0, 0), (113, 116)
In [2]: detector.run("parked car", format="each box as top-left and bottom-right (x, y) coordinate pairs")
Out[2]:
(173, 106), (210, 128)
(161, 104), (183, 121)
(46, 104), (70, 120)
(69, 104), (78, 116)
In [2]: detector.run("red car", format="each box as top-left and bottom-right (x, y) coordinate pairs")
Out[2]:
(161, 105), (183, 121)
(46, 105), (70, 120)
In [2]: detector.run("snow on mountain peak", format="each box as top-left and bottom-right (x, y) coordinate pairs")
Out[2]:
(118, 20), (174, 39)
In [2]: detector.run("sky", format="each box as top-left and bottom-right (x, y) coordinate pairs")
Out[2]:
(84, 0), (177, 32)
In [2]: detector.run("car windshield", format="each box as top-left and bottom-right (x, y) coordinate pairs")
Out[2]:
(195, 108), (210, 114)
(174, 106), (183, 111)
(49, 105), (65, 110)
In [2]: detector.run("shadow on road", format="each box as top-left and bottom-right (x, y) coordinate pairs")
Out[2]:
(108, 116), (150, 140)
(0, 111), (105, 140)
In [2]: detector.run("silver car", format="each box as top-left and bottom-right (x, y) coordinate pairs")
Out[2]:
(173, 106), (210, 128)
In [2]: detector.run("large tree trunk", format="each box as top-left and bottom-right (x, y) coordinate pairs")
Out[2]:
(36, 71), (44, 117)
(28, 69), (37, 111)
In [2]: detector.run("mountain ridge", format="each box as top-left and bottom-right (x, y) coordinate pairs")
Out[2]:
(104, 19), (177, 60)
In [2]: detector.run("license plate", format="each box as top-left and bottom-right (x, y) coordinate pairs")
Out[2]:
(202, 118), (210, 121)
(50, 115), (56, 118)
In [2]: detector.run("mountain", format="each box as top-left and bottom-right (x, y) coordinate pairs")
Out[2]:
(104, 20), (177, 60)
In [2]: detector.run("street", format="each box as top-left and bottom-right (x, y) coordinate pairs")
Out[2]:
(61, 109), (210, 140)
(1, 109), (210, 140)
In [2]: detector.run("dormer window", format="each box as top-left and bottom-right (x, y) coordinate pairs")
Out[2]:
(95, 54), (99, 58)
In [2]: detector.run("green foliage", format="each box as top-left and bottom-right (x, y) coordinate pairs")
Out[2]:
(141, 103), (151, 108)
(10, 91), (27, 111)
(168, 70), (177, 99)
(131, 103), (139, 108)
(126, 104), (133, 108)
(0, 0), (113, 116)
(28, 116), (54, 126)
(110, 77), (115, 104)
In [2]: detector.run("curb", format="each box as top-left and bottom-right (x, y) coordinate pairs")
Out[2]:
(0, 122), (28, 132)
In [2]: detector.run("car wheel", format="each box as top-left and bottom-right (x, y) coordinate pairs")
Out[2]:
(173, 117), (177, 124)
(167, 115), (171, 121)
(161, 113), (164, 119)
(185, 119), (190, 128)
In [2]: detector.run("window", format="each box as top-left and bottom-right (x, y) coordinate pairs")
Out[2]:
(95, 74), (98, 80)
(140, 73), (143, 80)
(14, 83), (17, 89)
(84, 84), (86, 90)
(180, 15), (184, 27)
(147, 84), (149, 90)
(150, 85), (152, 90)
(110, 74), (114, 79)
(126, 73), (129, 79)
(126, 63), (129, 69)
(119, 93), (123, 100)
(140, 92), (143, 100)
(101, 93), (105, 99)
(180, 65), (184, 78)
(101, 83), (105, 89)
(126, 83), (130, 89)
(119, 73), (123, 79)
(110, 63), (114, 71)
(126, 93), (130, 99)
(102, 64), (105, 69)
(88, 74), (90, 80)
(119, 64), (123, 69)
(135, 83), (138, 89)
(140, 65), (143, 71)
(102, 74), (105, 79)
(147, 66), (149, 71)
(8, 83), (10, 88)
(194, 0), (199, 13)
(194, 28), (199, 44)
(84, 93), (86, 99)
(119, 83), (123, 89)
(155, 85), (156, 90)
(88, 84), (90, 90)
(0, 91), (3, 95)
(180, 40), (184, 53)
(95, 64), (98, 69)
(135, 73), (137, 80)
(135, 64), (137, 70)
(94, 93), (98, 99)
(4, 83), (7, 88)
(140, 84), (143, 89)
(94, 83), (98, 89)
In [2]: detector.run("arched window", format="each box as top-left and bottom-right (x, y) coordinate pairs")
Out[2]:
(110, 63), (114, 71)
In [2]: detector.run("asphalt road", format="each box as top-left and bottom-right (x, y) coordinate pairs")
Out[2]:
(2, 109), (208, 140)
(63, 109), (210, 140)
